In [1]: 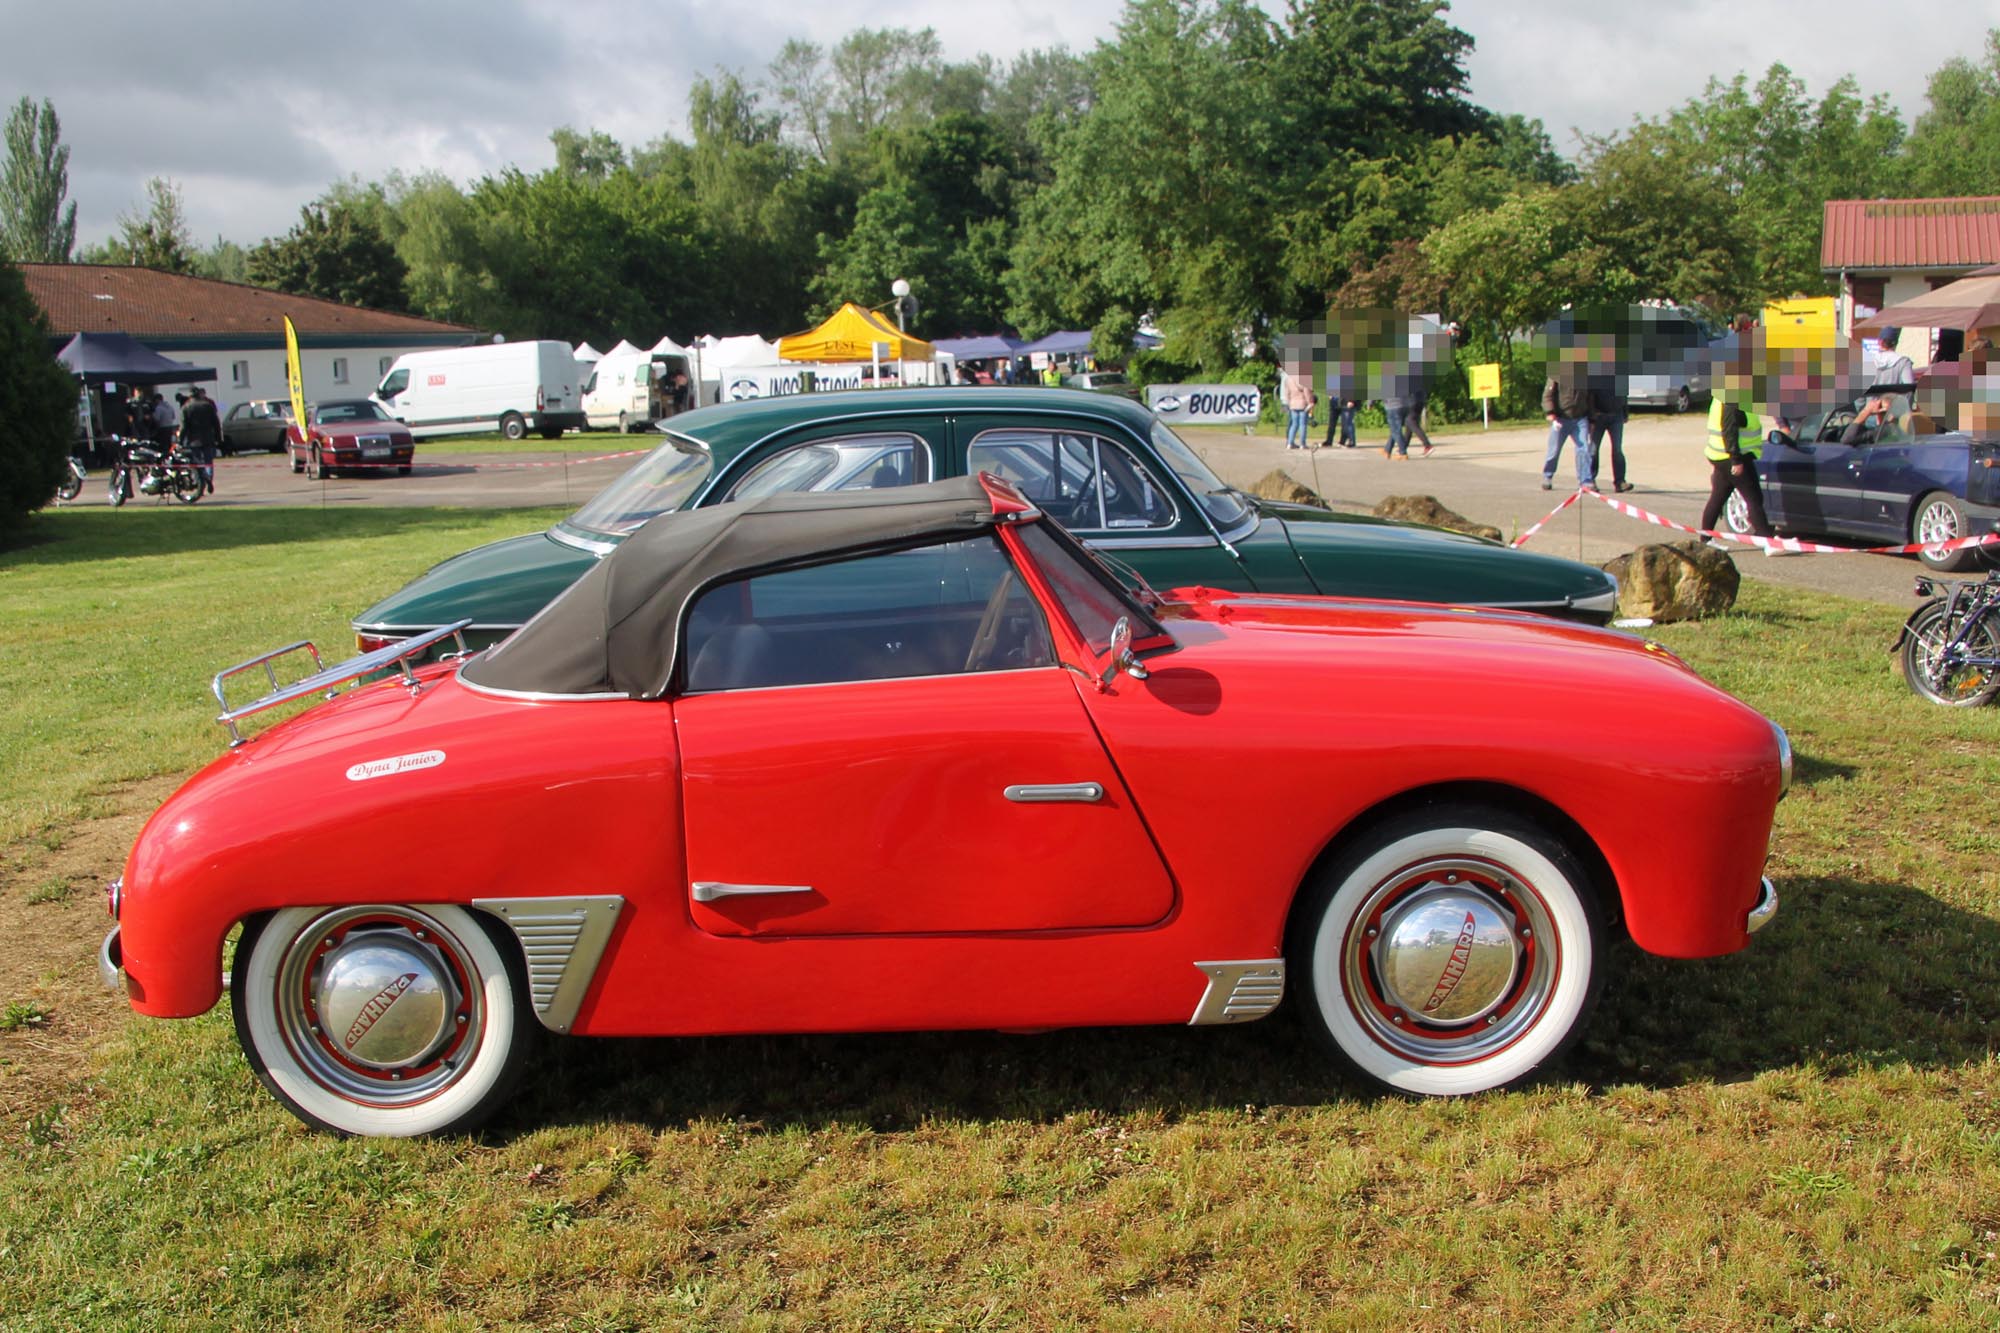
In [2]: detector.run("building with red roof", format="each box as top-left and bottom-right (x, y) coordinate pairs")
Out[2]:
(1822, 197), (2000, 366)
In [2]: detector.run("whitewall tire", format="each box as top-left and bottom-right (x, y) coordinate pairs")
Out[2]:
(232, 904), (532, 1137)
(1292, 805), (1605, 1096)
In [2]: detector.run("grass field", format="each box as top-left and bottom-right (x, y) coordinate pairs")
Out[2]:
(3, 506), (1999, 1330)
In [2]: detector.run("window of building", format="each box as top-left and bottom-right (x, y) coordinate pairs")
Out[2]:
(682, 535), (1052, 692)
(378, 356), (394, 379)
(231, 360), (250, 388)
(332, 357), (349, 384)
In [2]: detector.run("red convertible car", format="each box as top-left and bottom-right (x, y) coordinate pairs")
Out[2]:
(103, 475), (1787, 1136)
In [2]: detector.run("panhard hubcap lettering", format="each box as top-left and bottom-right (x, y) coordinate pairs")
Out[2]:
(1344, 856), (1559, 1066)
(276, 907), (483, 1107)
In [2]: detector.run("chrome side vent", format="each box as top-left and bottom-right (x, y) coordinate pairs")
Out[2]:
(473, 896), (624, 1033)
(1188, 959), (1285, 1025)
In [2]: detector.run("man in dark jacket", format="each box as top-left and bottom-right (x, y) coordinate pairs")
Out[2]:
(1540, 362), (1596, 490)
(179, 385), (223, 494)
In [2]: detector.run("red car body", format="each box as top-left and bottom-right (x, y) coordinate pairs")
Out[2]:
(287, 400), (415, 478)
(107, 475), (1786, 1135)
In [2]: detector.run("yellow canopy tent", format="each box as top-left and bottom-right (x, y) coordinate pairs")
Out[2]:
(777, 303), (936, 362)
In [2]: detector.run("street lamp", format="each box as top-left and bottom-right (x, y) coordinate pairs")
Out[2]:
(890, 278), (912, 332)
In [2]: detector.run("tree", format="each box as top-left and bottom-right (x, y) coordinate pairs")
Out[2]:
(0, 260), (77, 535)
(1421, 189), (1611, 342)
(0, 97), (76, 262)
(1902, 29), (2000, 195)
(246, 201), (409, 311)
(87, 177), (197, 273)
(551, 126), (626, 180)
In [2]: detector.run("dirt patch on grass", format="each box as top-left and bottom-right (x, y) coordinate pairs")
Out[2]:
(0, 775), (181, 1128)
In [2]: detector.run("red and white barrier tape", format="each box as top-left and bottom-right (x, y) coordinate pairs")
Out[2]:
(211, 448), (649, 473)
(1513, 486), (2000, 558)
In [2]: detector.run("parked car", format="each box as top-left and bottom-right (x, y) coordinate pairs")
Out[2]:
(1063, 370), (1142, 400)
(287, 400), (417, 479)
(103, 474), (1787, 1136)
(352, 387), (1617, 653)
(1622, 307), (1719, 413)
(220, 399), (293, 455)
(1724, 390), (2000, 571)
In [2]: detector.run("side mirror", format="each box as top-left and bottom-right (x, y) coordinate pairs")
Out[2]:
(1102, 615), (1150, 686)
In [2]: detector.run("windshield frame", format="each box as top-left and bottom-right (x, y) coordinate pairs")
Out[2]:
(1147, 419), (1256, 537)
(554, 430), (715, 549)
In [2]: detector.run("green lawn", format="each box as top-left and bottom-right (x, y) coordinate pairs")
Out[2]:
(3, 507), (1999, 1330)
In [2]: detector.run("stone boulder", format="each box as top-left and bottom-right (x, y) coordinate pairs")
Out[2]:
(1371, 494), (1503, 544)
(1247, 469), (1330, 510)
(1601, 541), (1740, 622)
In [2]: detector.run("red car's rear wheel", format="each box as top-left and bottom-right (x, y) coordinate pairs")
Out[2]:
(1292, 805), (1605, 1095)
(233, 904), (532, 1136)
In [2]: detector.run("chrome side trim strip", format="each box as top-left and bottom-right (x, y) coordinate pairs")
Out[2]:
(1188, 959), (1286, 1025)
(1746, 877), (1779, 935)
(1003, 782), (1105, 803)
(1086, 535), (1221, 550)
(472, 896), (625, 1033)
(691, 882), (814, 903)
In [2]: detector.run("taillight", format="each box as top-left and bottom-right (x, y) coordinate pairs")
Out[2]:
(536, 386), (546, 411)
(356, 633), (406, 653)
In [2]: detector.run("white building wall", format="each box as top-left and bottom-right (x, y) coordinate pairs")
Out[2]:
(138, 344), (455, 416)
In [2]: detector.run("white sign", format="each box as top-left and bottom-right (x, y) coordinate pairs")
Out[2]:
(1147, 384), (1262, 425)
(720, 364), (868, 401)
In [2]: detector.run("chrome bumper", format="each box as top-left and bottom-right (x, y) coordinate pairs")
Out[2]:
(98, 927), (122, 990)
(1746, 877), (1779, 935)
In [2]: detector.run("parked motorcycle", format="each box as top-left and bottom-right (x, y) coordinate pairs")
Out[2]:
(108, 436), (204, 508)
(53, 455), (86, 503)
(1895, 571), (2000, 706)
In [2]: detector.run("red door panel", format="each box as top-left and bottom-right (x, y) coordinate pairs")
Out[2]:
(674, 669), (1175, 936)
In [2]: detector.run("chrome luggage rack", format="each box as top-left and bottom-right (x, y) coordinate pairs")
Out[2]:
(212, 620), (474, 747)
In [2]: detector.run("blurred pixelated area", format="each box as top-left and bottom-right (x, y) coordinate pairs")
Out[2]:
(1281, 311), (1452, 403)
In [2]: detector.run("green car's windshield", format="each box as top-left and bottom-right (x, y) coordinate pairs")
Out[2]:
(1148, 420), (1253, 530)
(563, 433), (713, 538)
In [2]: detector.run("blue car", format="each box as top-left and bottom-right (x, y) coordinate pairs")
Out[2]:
(1727, 393), (2000, 571)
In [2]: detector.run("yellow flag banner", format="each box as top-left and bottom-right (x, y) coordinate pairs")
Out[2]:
(282, 316), (308, 445)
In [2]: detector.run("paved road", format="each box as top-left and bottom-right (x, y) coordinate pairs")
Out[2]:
(119, 415), (1936, 610)
(1180, 414), (1935, 610)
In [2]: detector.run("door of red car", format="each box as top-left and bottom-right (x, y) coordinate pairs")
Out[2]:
(672, 534), (1176, 937)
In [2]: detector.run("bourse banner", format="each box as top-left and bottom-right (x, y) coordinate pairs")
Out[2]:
(1146, 384), (1262, 425)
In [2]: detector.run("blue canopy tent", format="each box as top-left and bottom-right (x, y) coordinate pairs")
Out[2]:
(55, 331), (217, 385)
(931, 335), (1024, 360)
(1015, 330), (1163, 357)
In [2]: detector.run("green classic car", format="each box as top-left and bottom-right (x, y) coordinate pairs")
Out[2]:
(355, 387), (1617, 650)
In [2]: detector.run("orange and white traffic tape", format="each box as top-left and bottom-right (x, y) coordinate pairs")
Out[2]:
(215, 448), (650, 473)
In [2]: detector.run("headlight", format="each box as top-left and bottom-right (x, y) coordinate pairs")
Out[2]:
(1771, 721), (1793, 797)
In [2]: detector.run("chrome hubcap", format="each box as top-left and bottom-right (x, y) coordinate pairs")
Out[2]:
(274, 907), (484, 1107)
(1344, 857), (1559, 1065)
(1372, 887), (1520, 1026)
(313, 931), (457, 1069)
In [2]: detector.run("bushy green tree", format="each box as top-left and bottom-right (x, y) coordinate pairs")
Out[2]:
(0, 261), (76, 535)
(0, 97), (76, 262)
(246, 201), (408, 311)
(1901, 29), (2000, 195)
(83, 177), (196, 273)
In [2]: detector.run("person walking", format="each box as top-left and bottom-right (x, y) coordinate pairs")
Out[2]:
(1322, 391), (1358, 448)
(1540, 362), (1595, 490)
(1406, 384), (1436, 457)
(1281, 365), (1314, 450)
(179, 384), (223, 494)
(1380, 384), (1411, 459)
(1699, 395), (1774, 541)
(1587, 371), (1632, 492)
(149, 391), (179, 446)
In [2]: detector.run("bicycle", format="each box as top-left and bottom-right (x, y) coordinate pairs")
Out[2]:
(1896, 570), (2000, 706)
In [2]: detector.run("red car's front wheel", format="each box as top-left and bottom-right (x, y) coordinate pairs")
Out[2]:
(232, 904), (533, 1136)
(1292, 804), (1606, 1096)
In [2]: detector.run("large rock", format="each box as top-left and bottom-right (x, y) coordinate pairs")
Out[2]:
(1371, 494), (1503, 543)
(1248, 469), (1330, 510)
(1601, 541), (1740, 622)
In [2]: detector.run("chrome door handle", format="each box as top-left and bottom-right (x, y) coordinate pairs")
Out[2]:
(1003, 782), (1105, 803)
(691, 882), (813, 903)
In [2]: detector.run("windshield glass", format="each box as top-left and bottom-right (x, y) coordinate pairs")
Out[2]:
(1148, 420), (1253, 529)
(563, 433), (714, 537)
(315, 401), (387, 423)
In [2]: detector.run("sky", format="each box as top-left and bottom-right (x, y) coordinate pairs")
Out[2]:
(4, 0), (1997, 250)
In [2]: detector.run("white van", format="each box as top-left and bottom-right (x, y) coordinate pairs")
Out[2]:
(581, 350), (702, 432)
(374, 341), (585, 440)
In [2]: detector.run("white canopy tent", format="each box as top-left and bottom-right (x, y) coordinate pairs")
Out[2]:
(573, 341), (604, 363)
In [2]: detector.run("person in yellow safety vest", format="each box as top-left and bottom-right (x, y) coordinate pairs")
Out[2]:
(1041, 363), (1062, 387)
(1698, 395), (1774, 541)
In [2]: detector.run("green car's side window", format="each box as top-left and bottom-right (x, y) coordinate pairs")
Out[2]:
(967, 429), (1176, 533)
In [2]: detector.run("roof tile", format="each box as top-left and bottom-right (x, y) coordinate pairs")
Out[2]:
(1821, 198), (2000, 272)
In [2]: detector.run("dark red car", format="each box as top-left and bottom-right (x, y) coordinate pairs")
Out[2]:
(288, 399), (416, 479)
